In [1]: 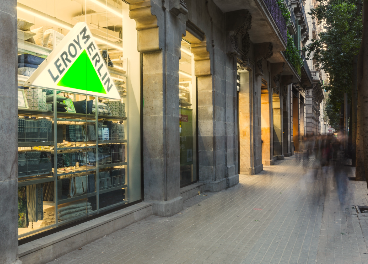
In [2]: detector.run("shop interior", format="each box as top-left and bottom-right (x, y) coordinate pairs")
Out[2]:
(16, 0), (132, 238)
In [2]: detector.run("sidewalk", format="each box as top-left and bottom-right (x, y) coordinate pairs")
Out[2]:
(48, 157), (368, 264)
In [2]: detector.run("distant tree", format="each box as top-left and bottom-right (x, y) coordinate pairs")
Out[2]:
(306, 0), (362, 99)
(306, 0), (364, 179)
(324, 95), (340, 130)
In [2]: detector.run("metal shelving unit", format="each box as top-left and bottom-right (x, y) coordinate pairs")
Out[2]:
(18, 78), (128, 239)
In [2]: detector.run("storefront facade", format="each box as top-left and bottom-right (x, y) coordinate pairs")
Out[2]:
(15, 0), (142, 241)
(0, 0), (310, 263)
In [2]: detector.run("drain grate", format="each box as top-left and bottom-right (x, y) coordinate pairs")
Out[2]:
(357, 206), (368, 214)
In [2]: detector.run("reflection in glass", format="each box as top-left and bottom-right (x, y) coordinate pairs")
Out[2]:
(179, 40), (197, 187)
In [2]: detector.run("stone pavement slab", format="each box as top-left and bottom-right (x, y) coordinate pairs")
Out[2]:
(48, 157), (368, 264)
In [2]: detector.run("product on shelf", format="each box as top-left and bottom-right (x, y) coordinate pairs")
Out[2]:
(18, 187), (28, 228)
(18, 54), (45, 65)
(105, 101), (126, 117)
(73, 100), (93, 114)
(43, 29), (64, 49)
(110, 123), (125, 140)
(111, 168), (125, 186)
(58, 174), (91, 200)
(26, 184), (43, 222)
(17, 18), (34, 31)
(18, 118), (52, 142)
(97, 121), (125, 141)
(18, 54), (45, 77)
(18, 151), (52, 178)
(92, 101), (112, 116)
(66, 125), (86, 142)
(24, 89), (47, 111)
(87, 125), (96, 141)
(41, 200), (93, 227)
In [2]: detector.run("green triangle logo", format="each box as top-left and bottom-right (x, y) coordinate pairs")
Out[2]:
(57, 50), (107, 94)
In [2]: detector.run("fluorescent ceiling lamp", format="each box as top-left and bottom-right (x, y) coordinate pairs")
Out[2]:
(17, 3), (72, 30)
(111, 76), (124, 81)
(180, 48), (192, 56)
(113, 65), (124, 71)
(179, 71), (192, 78)
(88, 0), (123, 18)
(93, 36), (123, 51)
(17, 3), (123, 52)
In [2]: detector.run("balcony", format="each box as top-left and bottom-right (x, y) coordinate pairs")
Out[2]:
(285, 0), (297, 34)
(262, 0), (287, 43)
(300, 3), (309, 42)
(213, 0), (288, 58)
(311, 70), (320, 83)
(301, 54), (313, 88)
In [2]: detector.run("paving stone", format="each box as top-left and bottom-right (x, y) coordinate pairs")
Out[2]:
(48, 157), (368, 264)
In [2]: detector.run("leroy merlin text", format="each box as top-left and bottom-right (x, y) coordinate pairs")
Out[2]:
(47, 26), (113, 92)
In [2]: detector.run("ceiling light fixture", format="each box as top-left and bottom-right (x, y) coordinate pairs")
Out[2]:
(17, 3), (123, 51)
(111, 76), (125, 82)
(88, 0), (123, 19)
(17, 4), (72, 30)
(180, 48), (192, 56)
(113, 65), (125, 71)
(179, 71), (192, 78)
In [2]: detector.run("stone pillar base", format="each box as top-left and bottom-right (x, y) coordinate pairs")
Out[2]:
(201, 178), (227, 192)
(151, 197), (183, 217)
(277, 155), (285, 160)
(226, 174), (239, 188)
(263, 159), (274, 166)
(240, 164), (263, 175)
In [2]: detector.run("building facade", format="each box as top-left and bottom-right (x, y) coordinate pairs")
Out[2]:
(0, 0), (315, 263)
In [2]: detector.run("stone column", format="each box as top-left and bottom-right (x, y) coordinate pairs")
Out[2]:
(270, 63), (285, 160)
(300, 96), (305, 141)
(239, 69), (260, 174)
(293, 92), (300, 152)
(225, 9), (252, 177)
(191, 38), (221, 191)
(251, 72), (263, 172)
(130, 0), (186, 216)
(225, 56), (239, 186)
(0, 1), (19, 264)
(290, 87), (294, 155)
(193, 39), (229, 192)
(254, 43), (273, 167)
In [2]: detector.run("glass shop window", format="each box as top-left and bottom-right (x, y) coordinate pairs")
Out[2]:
(179, 39), (197, 187)
(16, 0), (141, 240)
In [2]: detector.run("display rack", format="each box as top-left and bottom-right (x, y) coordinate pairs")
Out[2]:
(17, 53), (129, 239)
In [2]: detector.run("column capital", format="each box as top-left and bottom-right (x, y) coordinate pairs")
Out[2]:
(254, 42), (273, 76)
(226, 10), (252, 61)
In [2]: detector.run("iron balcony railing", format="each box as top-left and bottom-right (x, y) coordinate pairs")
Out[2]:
(300, 2), (309, 35)
(303, 58), (312, 81)
(262, 0), (287, 43)
(300, 51), (313, 84)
